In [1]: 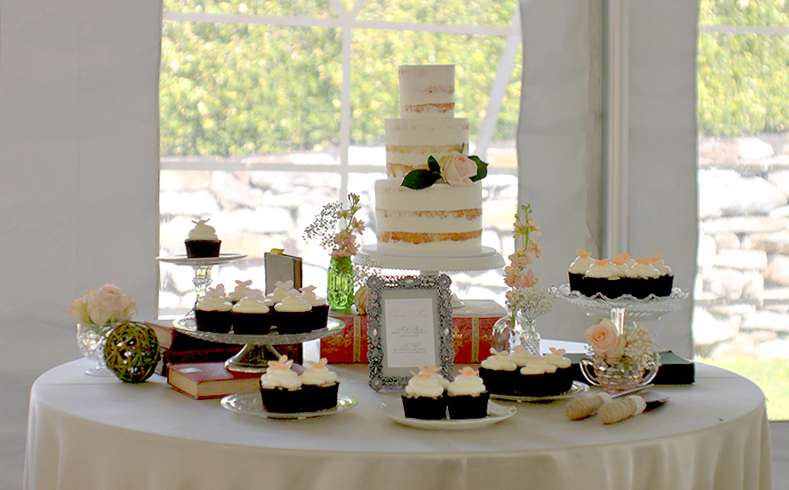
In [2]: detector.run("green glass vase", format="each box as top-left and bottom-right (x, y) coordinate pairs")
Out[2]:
(327, 256), (354, 312)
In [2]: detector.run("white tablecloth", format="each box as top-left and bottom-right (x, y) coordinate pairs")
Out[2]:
(24, 359), (772, 490)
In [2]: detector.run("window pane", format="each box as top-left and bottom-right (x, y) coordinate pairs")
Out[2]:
(159, 170), (342, 315)
(164, 0), (337, 18)
(160, 21), (342, 157)
(699, 0), (789, 27)
(358, 0), (519, 28)
(696, 3), (789, 420)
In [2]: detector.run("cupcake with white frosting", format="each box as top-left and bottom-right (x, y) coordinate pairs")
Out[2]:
(446, 367), (489, 419)
(260, 355), (303, 413)
(185, 218), (221, 258)
(647, 254), (674, 296)
(624, 257), (662, 299)
(568, 249), (595, 292)
(478, 348), (518, 396)
(299, 358), (339, 412)
(511, 347), (574, 396)
(194, 284), (233, 333)
(299, 285), (330, 330)
(271, 291), (313, 334)
(401, 367), (447, 420)
(231, 290), (272, 335)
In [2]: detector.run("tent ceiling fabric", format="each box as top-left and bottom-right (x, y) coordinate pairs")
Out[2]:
(517, 0), (698, 358)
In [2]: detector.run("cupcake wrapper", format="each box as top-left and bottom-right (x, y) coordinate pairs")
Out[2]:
(231, 312), (273, 335)
(185, 239), (221, 258)
(447, 392), (490, 419)
(194, 309), (232, 333)
(402, 393), (448, 420)
(260, 386), (304, 413)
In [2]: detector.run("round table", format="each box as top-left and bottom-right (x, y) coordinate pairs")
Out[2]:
(24, 359), (772, 490)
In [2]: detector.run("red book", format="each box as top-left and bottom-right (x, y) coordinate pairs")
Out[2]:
(167, 362), (261, 399)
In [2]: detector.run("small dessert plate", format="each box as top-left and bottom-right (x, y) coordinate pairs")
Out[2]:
(379, 400), (516, 430)
(156, 253), (247, 266)
(490, 381), (589, 403)
(221, 392), (357, 420)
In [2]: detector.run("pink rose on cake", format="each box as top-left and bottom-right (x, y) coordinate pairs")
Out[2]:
(69, 283), (138, 325)
(439, 153), (477, 186)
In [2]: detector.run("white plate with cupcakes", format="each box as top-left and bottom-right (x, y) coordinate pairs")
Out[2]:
(379, 400), (516, 430)
(221, 392), (357, 420)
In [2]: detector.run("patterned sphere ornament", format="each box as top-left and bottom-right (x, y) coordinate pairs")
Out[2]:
(104, 321), (161, 383)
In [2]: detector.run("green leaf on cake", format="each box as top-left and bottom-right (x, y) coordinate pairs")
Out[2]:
(469, 155), (488, 182)
(427, 155), (440, 173)
(401, 169), (442, 190)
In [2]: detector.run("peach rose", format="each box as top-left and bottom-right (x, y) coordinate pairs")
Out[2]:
(440, 153), (477, 186)
(584, 319), (619, 352)
(603, 335), (627, 361)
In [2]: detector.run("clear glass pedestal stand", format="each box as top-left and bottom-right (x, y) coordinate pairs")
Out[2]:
(172, 317), (345, 373)
(556, 284), (689, 390)
(157, 253), (247, 314)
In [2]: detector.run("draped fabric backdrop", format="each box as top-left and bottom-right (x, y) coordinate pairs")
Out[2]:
(517, 0), (699, 358)
(0, 0), (162, 487)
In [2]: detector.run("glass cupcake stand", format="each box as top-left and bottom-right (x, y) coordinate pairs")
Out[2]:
(172, 316), (345, 374)
(157, 253), (248, 308)
(556, 284), (690, 389)
(158, 253), (346, 374)
(555, 283), (689, 328)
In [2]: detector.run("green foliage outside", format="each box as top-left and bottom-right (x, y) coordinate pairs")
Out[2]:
(698, 0), (789, 136)
(160, 0), (521, 156)
(697, 356), (789, 420)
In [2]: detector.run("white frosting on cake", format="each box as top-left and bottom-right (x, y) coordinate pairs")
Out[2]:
(404, 372), (444, 398)
(385, 118), (469, 179)
(187, 219), (218, 241)
(447, 367), (486, 396)
(398, 65), (455, 119)
(374, 65), (482, 254)
(300, 359), (337, 387)
(261, 356), (301, 390)
(375, 180), (482, 252)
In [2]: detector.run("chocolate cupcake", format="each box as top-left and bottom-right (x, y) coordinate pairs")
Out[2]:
(478, 349), (518, 396)
(568, 249), (595, 292)
(185, 219), (221, 258)
(231, 291), (272, 335)
(299, 358), (339, 412)
(194, 284), (232, 333)
(260, 355), (303, 413)
(299, 285), (329, 331)
(401, 368), (447, 420)
(446, 367), (489, 419)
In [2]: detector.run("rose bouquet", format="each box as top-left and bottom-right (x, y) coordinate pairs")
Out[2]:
(69, 283), (138, 326)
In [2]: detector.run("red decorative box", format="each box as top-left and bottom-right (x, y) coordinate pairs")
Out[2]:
(321, 300), (506, 364)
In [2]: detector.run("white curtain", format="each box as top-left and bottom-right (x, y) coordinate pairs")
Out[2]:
(517, 0), (698, 358)
(0, 0), (162, 486)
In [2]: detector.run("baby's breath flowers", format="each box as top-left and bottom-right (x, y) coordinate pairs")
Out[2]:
(304, 193), (365, 258)
(508, 286), (557, 322)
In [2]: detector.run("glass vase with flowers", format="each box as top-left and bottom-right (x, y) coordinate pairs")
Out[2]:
(304, 193), (365, 312)
(69, 283), (138, 375)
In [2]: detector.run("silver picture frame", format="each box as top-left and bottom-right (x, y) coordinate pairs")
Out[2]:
(366, 274), (455, 392)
